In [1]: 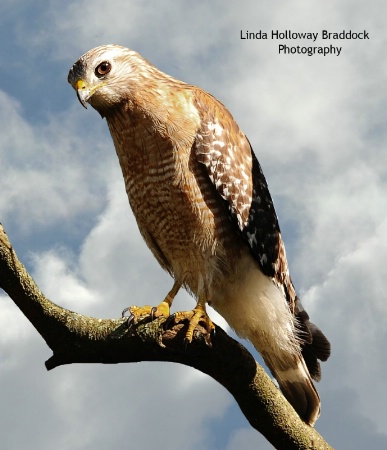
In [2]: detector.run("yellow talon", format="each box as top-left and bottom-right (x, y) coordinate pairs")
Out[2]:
(128, 301), (170, 323)
(123, 281), (179, 324)
(174, 309), (215, 343)
(123, 282), (214, 343)
(172, 296), (215, 343)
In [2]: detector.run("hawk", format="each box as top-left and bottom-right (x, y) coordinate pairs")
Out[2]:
(68, 45), (330, 425)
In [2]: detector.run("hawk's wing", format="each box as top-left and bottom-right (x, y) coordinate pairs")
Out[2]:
(193, 89), (284, 284)
(193, 88), (330, 379)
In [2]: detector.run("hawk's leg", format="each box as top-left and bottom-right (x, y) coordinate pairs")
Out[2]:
(172, 294), (215, 343)
(123, 281), (180, 325)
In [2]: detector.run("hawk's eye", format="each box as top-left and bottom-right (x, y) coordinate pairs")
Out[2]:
(95, 61), (112, 77)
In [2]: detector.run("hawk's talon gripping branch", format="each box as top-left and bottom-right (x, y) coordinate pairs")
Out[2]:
(122, 302), (171, 328)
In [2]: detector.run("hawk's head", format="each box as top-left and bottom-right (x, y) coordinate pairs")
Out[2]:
(68, 44), (157, 116)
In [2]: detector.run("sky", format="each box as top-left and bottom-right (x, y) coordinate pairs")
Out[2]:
(0, 1), (386, 449)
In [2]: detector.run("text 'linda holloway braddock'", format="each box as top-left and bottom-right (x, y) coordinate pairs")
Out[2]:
(240, 29), (370, 56)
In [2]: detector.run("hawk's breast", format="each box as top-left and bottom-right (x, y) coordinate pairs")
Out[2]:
(106, 107), (240, 294)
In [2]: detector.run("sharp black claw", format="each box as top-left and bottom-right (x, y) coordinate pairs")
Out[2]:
(150, 306), (157, 321)
(126, 314), (135, 328)
(121, 307), (131, 318)
(163, 313), (176, 331)
(121, 308), (135, 329)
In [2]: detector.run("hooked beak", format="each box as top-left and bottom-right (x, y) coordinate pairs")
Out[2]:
(75, 79), (91, 109)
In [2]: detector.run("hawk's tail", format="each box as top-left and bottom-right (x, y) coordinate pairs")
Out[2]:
(245, 300), (330, 425)
(247, 305), (328, 426)
(210, 259), (329, 426)
(262, 352), (321, 426)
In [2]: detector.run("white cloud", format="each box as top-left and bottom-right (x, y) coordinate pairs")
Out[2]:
(30, 248), (100, 311)
(0, 298), (34, 356)
(304, 218), (387, 434)
(0, 90), (113, 235)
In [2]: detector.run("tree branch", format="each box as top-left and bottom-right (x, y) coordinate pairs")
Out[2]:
(0, 223), (333, 449)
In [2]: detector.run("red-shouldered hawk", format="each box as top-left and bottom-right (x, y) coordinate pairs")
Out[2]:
(68, 45), (330, 426)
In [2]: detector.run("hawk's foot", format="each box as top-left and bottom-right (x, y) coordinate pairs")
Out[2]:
(122, 301), (170, 327)
(172, 307), (215, 343)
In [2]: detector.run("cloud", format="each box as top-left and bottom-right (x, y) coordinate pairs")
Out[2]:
(318, 387), (387, 450)
(0, 90), (113, 238)
(305, 218), (387, 432)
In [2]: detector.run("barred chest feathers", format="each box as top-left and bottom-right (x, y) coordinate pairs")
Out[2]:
(105, 98), (239, 295)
